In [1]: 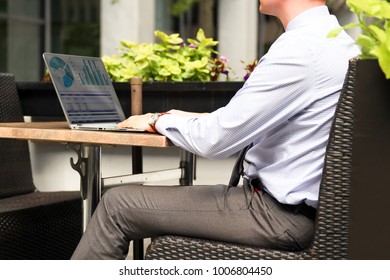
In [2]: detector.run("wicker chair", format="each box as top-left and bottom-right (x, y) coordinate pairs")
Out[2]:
(0, 73), (82, 259)
(144, 58), (358, 260)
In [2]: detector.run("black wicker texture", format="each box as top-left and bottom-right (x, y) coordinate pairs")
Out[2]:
(0, 73), (35, 199)
(0, 73), (82, 259)
(0, 194), (82, 259)
(144, 59), (357, 260)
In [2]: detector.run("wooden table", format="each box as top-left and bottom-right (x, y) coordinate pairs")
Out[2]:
(0, 121), (170, 147)
(0, 121), (195, 259)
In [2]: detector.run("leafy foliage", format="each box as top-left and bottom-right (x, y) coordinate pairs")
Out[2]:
(102, 28), (230, 82)
(328, 0), (390, 79)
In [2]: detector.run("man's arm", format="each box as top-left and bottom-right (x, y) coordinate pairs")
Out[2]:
(117, 110), (208, 133)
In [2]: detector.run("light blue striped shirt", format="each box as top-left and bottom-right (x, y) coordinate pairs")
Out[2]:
(156, 6), (360, 208)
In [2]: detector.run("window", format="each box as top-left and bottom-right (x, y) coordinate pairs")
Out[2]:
(0, 0), (100, 81)
(51, 0), (100, 57)
(155, 0), (218, 40)
(0, 0), (44, 81)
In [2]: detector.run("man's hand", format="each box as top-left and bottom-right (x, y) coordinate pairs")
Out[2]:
(117, 110), (208, 133)
(117, 113), (155, 133)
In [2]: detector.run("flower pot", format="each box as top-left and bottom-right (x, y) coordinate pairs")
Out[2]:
(114, 81), (243, 115)
(16, 81), (244, 118)
(349, 59), (390, 259)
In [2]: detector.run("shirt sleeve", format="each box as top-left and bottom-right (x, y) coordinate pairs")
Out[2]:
(156, 34), (316, 160)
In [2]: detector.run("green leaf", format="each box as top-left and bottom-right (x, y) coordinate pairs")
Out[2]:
(356, 34), (377, 52)
(182, 70), (195, 79)
(153, 43), (166, 52)
(155, 30), (183, 45)
(158, 68), (171, 77)
(196, 28), (206, 42)
(327, 23), (362, 38)
(136, 60), (149, 70)
(102, 55), (120, 66)
(171, 75), (183, 82)
(119, 40), (137, 49)
(346, 0), (390, 19)
(327, 27), (343, 38)
(342, 0), (390, 79)
(162, 59), (181, 75)
(370, 43), (390, 79)
(369, 24), (387, 43)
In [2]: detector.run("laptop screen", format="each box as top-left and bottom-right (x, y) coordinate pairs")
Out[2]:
(43, 53), (125, 125)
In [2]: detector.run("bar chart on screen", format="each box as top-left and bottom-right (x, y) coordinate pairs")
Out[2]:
(79, 59), (110, 86)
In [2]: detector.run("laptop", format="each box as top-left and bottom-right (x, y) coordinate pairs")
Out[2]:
(43, 52), (144, 132)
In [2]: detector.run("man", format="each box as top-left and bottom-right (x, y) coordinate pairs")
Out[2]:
(72, 0), (360, 259)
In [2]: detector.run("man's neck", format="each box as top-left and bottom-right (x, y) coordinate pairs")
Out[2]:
(278, 0), (326, 29)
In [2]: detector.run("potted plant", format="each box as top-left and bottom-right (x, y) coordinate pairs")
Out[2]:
(100, 28), (248, 113)
(328, 0), (390, 79)
(327, 0), (390, 259)
(102, 28), (232, 82)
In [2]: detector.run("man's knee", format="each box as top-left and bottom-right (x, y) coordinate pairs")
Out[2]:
(101, 185), (141, 211)
(101, 187), (124, 210)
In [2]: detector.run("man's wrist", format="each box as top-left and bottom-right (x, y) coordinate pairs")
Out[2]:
(147, 112), (168, 132)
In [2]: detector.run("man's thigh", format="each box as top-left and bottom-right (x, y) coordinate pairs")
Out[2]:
(103, 184), (269, 246)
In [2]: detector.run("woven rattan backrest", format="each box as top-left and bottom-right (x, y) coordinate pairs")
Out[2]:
(309, 58), (357, 259)
(0, 73), (35, 198)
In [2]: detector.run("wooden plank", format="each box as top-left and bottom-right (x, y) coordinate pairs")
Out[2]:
(0, 121), (172, 147)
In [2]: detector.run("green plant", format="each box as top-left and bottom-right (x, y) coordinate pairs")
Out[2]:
(102, 28), (230, 82)
(328, 0), (390, 79)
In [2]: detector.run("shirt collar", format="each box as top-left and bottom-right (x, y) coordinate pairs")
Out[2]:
(286, 6), (330, 32)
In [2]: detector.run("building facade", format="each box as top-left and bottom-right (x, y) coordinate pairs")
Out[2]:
(1, 0), (262, 82)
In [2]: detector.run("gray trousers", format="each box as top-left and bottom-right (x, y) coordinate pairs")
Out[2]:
(71, 182), (314, 259)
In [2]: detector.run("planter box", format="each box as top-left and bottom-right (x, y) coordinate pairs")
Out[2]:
(16, 81), (244, 118)
(349, 59), (390, 259)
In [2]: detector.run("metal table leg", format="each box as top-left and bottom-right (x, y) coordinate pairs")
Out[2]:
(180, 149), (196, 186)
(69, 144), (102, 232)
(132, 146), (144, 260)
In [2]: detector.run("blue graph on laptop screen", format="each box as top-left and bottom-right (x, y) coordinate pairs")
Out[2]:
(45, 53), (124, 125)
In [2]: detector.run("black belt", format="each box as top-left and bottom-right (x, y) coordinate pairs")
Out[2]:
(243, 177), (317, 221)
(288, 203), (317, 221)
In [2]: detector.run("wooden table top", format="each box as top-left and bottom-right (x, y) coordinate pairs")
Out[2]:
(0, 121), (172, 147)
